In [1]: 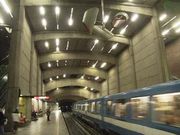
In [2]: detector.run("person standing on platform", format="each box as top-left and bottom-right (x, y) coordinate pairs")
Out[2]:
(46, 108), (51, 121)
(12, 109), (20, 133)
(0, 109), (6, 135)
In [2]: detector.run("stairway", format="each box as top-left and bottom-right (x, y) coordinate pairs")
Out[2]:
(0, 55), (8, 108)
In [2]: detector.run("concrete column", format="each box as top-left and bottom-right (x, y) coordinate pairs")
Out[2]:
(129, 41), (137, 89)
(151, 8), (170, 81)
(25, 98), (32, 121)
(116, 63), (121, 93)
(29, 38), (34, 96)
(5, 0), (24, 131)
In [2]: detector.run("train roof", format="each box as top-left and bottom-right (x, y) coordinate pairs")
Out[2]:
(74, 80), (180, 104)
(104, 80), (180, 99)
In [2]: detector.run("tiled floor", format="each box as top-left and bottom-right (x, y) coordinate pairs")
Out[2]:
(15, 110), (69, 135)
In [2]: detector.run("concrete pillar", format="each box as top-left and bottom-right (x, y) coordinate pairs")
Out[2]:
(25, 98), (32, 121)
(151, 9), (170, 81)
(129, 41), (137, 89)
(5, 0), (24, 131)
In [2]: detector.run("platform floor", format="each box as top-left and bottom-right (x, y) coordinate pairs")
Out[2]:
(15, 110), (69, 135)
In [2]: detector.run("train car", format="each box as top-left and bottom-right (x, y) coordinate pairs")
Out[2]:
(73, 80), (180, 135)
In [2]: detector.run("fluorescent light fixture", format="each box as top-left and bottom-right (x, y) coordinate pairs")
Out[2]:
(94, 39), (99, 44)
(44, 41), (49, 48)
(100, 62), (107, 68)
(63, 74), (66, 78)
(0, 0), (13, 18)
(39, 6), (45, 16)
(56, 46), (60, 52)
(3, 75), (8, 81)
(49, 78), (53, 81)
(172, 21), (180, 28)
(56, 38), (60, 46)
(100, 47), (104, 51)
(68, 18), (73, 26)
(66, 41), (69, 50)
(159, 14), (167, 21)
(68, 8), (74, 26)
(175, 28), (180, 33)
(112, 43), (118, 49)
(41, 18), (47, 30)
(55, 6), (60, 15)
(103, 15), (109, 23)
(56, 76), (59, 79)
(95, 76), (99, 80)
(0, 17), (4, 24)
(81, 75), (84, 79)
(48, 62), (51, 68)
(120, 25), (128, 35)
(91, 39), (99, 51)
(92, 64), (96, 68)
(57, 24), (59, 30)
(92, 61), (98, 68)
(131, 14), (139, 22)
(108, 43), (118, 53)
(161, 29), (169, 36)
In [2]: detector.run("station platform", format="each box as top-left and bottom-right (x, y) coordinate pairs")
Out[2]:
(10, 110), (69, 135)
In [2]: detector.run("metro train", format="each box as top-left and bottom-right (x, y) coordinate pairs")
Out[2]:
(73, 80), (180, 135)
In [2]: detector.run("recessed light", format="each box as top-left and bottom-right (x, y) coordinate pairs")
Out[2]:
(103, 15), (109, 23)
(39, 6), (45, 16)
(131, 14), (139, 22)
(161, 29), (169, 36)
(48, 62), (51, 68)
(159, 14), (167, 22)
(100, 62), (107, 68)
(55, 6), (60, 15)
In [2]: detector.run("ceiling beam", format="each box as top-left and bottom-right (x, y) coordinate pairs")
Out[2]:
(24, 0), (153, 16)
(39, 52), (116, 65)
(43, 67), (107, 80)
(48, 88), (96, 99)
(45, 79), (101, 92)
(33, 31), (130, 45)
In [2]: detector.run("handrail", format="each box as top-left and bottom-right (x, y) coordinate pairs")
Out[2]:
(0, 55), (9, 65)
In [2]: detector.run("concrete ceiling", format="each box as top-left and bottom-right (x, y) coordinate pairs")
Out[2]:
(23, 0), (159, 100)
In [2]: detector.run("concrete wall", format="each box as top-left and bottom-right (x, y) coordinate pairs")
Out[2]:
(118, 48), (136, 92)
(108, 67), (119, 94)
(101, 80), (108, 96)
(19, 11), (31, 95)
(166, 38), (180, 79)
(16, 7), (42, 96)
(132, 20), (164, 88)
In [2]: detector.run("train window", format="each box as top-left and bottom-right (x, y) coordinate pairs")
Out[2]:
(114, 99), (127, 117)
(96, 101), (101, 113)
(85, 103), (89, 112)
(91, 102), (96, 113)
(82, 104), (85, 111)
(106, 100), (113, 115)
(131, 96), (149, 119)
(152, 92), (180, 127)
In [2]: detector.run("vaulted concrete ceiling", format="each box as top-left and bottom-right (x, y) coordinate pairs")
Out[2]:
(23, 0), (158, 100)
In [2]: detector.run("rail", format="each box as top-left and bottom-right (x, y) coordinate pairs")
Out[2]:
(62, 112), (102, 135)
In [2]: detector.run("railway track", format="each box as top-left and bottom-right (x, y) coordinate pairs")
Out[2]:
(62, 112), (102, 135)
